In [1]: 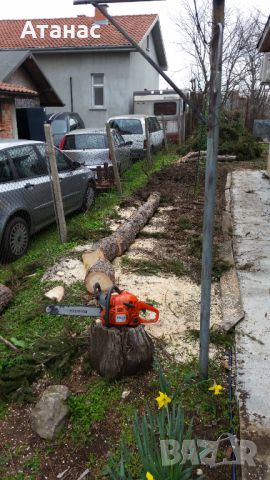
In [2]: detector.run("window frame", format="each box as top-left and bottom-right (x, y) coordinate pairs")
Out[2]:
(6, 144), (49, 181)
(91, 73), (105, 109)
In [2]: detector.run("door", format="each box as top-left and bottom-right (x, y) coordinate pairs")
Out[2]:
(7, 144), (54, 232)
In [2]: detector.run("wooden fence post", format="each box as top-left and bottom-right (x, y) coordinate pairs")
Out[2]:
(106, 123), (122, 195)
(161, 115), (168, 152)
(44, 124), (67, 243)
(145, 117), (152, 167)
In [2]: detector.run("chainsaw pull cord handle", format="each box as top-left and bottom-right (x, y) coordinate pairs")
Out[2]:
(104, 285), (121, 328)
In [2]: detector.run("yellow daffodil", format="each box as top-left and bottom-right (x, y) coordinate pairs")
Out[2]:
(146, 472), (154, 480)
(209, 381), (223, 395)
(155, 391), (172, 409)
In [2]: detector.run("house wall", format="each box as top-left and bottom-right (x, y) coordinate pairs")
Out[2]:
(0, 98), (16, 138)
(7, 67), (38, 92)
(35, 33), (160, 127)
(129, 33), (159, 112)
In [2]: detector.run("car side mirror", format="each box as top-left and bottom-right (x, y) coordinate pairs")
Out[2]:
(125, 141), (133, 146)
(72, 160), (82, 169)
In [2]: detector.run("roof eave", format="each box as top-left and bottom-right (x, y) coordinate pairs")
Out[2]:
(0, 45), (136, 55)
(257, 16), (270, 52)
(139, 16), (168, 71)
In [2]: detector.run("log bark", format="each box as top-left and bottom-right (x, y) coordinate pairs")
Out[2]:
(85, 259), (115, 294)
(0, 284), (12, 313)
(88, 322), (154, 379)
(96, 192), (160, 261)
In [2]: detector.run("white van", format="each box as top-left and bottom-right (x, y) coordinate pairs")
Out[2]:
(108, 115), (164, 160)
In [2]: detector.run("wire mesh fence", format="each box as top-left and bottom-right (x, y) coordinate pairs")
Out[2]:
(0, 117), (166, 265)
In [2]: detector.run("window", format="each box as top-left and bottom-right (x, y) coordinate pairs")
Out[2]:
(92, 74), (104, 107)
(51, 119), (68, 135)
(36, 144), (72, 173)
(110, 119), (143, 135)
(154, 102), (177, 116)
(0, 152), (13, 183)
(64, 133), (107, 150)
(9, 145), (48, 179)
(146, 35), (150, 51)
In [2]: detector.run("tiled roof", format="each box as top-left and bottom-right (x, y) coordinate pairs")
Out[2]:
(0, 14), (158, 50)
(0, 82), (38, 96)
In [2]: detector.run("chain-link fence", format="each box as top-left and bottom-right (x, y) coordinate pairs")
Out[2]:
(0, 117), (165, 265)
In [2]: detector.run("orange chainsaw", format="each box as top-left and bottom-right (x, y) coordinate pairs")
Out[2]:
(46, 283), (159, 328)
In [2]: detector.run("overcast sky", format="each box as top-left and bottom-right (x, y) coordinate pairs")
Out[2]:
(1, 0), (269, 88)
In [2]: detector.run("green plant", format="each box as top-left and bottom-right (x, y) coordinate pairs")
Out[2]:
(178, 216), (192, 231)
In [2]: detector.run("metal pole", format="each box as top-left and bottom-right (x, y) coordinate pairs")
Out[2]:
(199, 0), (225, 379)
(44, 124), (67, 243)
(106, 123), (122, 194)
(74, 0), (205, 124)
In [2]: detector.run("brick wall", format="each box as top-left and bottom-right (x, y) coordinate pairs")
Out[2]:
(0, 99), (14, 138)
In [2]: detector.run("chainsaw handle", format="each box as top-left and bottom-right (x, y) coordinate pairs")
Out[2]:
(138, 302), (159, 324)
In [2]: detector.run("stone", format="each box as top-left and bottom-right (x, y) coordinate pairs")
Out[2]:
(30, 385), (71, 440)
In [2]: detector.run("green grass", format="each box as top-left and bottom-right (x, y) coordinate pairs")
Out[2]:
(121, 256), (185, 277)
(68, 378), (122, 442)
(0, 149), (178, 378)
(177, 216), (192, 231)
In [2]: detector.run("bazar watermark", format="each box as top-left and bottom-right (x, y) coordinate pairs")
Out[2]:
(20, 21), (101, 40)
(161, 434), (257, 468)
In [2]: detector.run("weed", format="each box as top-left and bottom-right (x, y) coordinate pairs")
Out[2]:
(121, 257), (161, 276)
(189, 234), (202, 258)
(68, 379), (122, 441)
(178, 216), (192, 231)
(121, 257), (185, 277)
(187, 328), (234, 348)
(212, 259), (231, 280)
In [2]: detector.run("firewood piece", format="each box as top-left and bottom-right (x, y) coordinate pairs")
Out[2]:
(88, 322), (154, 379)
(45, 286), (65, 302)
(82, 250), (105, 270)
(85, 259), (115, 294)
(0, 284), (12, 314)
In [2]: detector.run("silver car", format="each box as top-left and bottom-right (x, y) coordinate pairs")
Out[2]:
(0, 140), (96, 262)
(108, 115), (165, 160)
(60, 128), (132, 174)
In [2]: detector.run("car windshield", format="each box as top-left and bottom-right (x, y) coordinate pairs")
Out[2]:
(110, 119), (143, 135)
(64, 134), (107, 150)
(51, 119), (68, 135)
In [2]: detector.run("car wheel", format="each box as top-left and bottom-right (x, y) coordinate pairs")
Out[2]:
(1, 217), (29, 262)
(82, 183), (95, 211)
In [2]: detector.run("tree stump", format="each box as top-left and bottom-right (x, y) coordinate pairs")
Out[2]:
(0, 284), (12, 313)
(88, 322), (154, 379)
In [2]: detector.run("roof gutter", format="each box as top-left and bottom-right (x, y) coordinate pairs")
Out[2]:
(0, 46), (136, 55)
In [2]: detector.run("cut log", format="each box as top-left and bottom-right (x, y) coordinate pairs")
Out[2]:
(82, 250), (105, 270)
(85, 259), (115, 294)
(88, 322), (154, 379)
(0, 284), (12, 313)
(94, 192), (161, 261)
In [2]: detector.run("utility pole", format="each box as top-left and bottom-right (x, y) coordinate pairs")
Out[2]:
(199, 0), (225, 379)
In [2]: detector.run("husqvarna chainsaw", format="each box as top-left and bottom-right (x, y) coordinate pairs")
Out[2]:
(46, 283), (159, 328)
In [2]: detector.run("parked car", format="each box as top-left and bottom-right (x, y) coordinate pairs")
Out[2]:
(108, 115), (165, 160)
(60, 128), (132, 174)
(46, 112), (85, 147)
(0, 140), (96, 262)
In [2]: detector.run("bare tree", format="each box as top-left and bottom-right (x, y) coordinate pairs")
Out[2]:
(175, 0), (269, 128)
